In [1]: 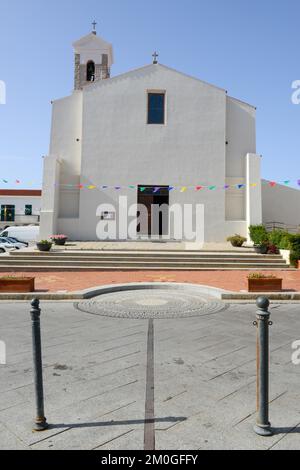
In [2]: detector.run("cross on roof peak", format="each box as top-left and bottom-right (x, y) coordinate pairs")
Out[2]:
(152, 51), (159, 64)
(92, 20), (97, 34)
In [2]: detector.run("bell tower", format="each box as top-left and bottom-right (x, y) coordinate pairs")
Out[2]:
(73, 22), (114, 90)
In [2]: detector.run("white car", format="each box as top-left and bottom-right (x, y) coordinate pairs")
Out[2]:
(0, 237), (20, 250)
(0, 243), (10, 254)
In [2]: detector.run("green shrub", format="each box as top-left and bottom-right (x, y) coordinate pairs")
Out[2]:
(268, 230), (288, 248)
(248, 273), (278, 279)
(278, 234), (293, 250)
(289, 234), (300, 252)
(227, 234), (247, 247)
(287, 235), (300, 267)
(290, 251), (300, 268)
(38, 240), (52, 246)
(249, 225), (268, 245)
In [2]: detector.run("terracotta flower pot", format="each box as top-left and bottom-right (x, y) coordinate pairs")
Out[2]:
(0, 278), (35, 293)
(248, 278), (282, 292)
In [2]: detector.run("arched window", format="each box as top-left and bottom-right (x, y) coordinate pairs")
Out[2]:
(86, 61), (95, 82)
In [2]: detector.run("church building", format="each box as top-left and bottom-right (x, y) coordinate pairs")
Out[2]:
(40, 26), (300, 243)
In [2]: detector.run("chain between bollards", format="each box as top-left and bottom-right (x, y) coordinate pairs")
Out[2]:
(31, 299), (48, 432)
(253, 296), (273, 437)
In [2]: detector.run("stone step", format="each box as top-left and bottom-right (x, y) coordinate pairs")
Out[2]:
(4, 256), (286, 264)
(0, 265), (292, 272)
(11, 250), (283, 259)
(0, 258), (288, 266)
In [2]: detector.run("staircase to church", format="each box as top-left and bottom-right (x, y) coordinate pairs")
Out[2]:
(0, 249), (290, 271)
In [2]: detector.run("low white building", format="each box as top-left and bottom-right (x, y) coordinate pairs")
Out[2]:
(0, 189), (41, 230)
(40, 28), (300, 243)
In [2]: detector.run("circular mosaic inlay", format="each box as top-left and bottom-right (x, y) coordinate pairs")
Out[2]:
(75, 288), (227, 319)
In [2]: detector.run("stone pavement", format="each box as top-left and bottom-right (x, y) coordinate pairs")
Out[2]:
(0, 300), (299, 450)
(0, 270), (299, 293)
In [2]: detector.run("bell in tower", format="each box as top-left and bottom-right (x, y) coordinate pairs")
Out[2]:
(73, 22), (114, 90)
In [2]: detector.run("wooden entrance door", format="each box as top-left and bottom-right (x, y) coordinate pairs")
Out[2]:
(137, 193), (153, 235)
(137, 186), (169, 236)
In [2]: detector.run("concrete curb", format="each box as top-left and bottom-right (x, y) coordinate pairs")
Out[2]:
(0, 282), (299, 302)
(0, 282), (229, 301)
(222, 292), (300, 301)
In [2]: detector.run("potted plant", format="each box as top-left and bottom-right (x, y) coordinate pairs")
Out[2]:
(267, 243), (279, 255)
(227, 234), (247, 247)
(247, 273), (282, 292)
(255, 243), (269, 254)
(0, 275), (35, 292)
(51, 235), (68, 246)
(36, 240), (52, 252)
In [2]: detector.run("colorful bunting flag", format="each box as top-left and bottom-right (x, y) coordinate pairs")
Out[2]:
(1, 178), (300, 191)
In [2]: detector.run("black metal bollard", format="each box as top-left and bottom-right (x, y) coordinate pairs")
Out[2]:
(31, 299), (48, 431)
(253, 296), (273, 436)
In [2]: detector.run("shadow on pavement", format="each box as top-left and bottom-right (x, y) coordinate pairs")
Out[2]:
(46, 416), (187, 430)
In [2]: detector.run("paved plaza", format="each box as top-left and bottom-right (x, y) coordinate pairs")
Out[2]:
(0, 270), (299, 293)
(0, 295), (299, 450)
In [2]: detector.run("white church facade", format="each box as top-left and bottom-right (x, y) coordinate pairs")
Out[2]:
(40, 28), (300, 243)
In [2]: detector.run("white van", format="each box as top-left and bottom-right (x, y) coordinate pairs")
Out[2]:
(0, 226), (40, 242)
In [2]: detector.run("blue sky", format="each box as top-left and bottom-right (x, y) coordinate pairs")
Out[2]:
(0, 0), (299, 189)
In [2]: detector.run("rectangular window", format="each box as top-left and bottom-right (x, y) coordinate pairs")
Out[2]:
(1, 205), (15, 222)
(25, 205), (32, 216)
(147, 92), (165, 124)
